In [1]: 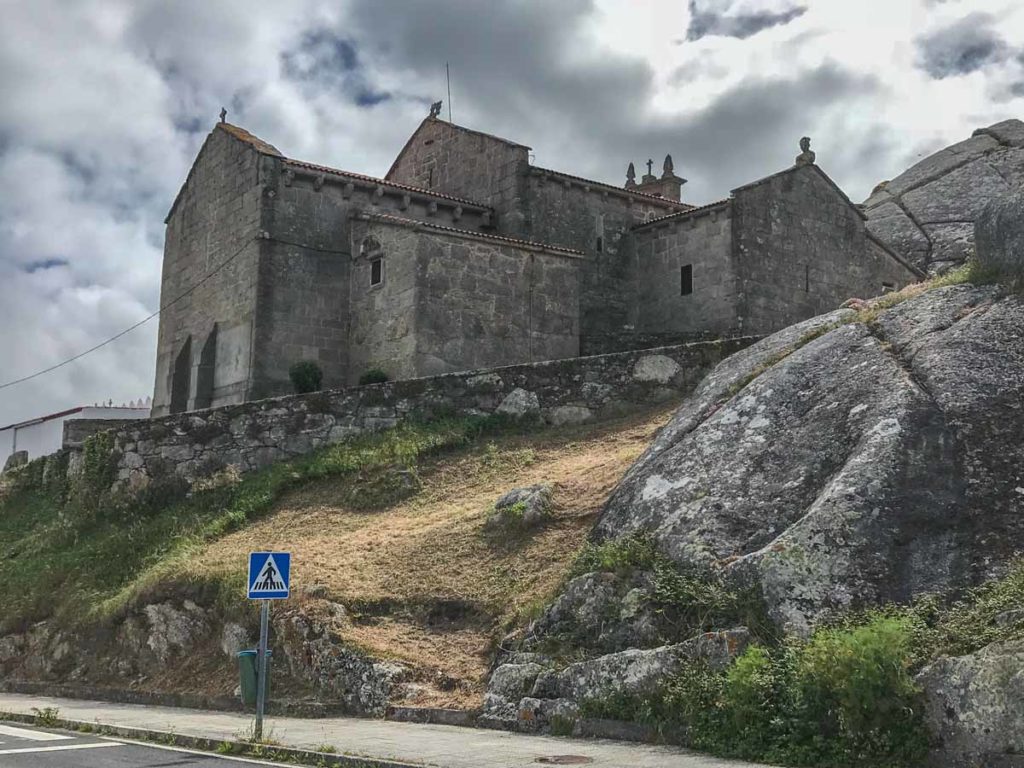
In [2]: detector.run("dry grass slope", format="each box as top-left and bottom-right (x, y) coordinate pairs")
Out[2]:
(176, 405), (676, 708)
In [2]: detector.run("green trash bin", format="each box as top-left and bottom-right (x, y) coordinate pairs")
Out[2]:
(237, 649), (272, 708)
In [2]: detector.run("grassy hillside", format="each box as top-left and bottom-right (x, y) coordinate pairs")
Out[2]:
(0, 404), (675, 706)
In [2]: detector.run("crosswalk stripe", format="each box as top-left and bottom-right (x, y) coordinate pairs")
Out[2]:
(0, 724), (72, 741)
(0, 742), (123, 755)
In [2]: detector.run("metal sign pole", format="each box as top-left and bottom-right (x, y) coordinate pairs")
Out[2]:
(254, 599), (270, 741)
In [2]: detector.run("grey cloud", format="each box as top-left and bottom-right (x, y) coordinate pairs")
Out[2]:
(23, 258), (69, 273)
(344, 0), (885, 200)
(281, 30), (391, 106)
(0, 0), (1002, 427)
(686, 0), (806, 41)
(915, 13), (1011, 79)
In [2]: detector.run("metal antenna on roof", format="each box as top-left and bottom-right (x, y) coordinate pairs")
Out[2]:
(446, 62), (452, 122)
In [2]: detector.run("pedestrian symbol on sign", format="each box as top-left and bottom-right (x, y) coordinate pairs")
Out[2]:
(247, 552), (291, 600)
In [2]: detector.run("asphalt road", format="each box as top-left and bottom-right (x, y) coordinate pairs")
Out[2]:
(0, 723), (287, 767)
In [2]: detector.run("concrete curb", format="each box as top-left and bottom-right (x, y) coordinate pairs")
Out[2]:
(0, 679), (346, 718)
(0, 711), (423, 768)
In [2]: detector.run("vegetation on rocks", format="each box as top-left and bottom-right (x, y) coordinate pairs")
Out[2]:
(570, 534), (772, 639)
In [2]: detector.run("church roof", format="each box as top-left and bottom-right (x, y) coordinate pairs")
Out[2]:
(216, 122), (283, 156)
(166, 121), (492, 223)
(632, 198), (730, 230)
(866, 230), (927, 278)
(354, 212), (585, 258)
(531, 167), (693, 209)
(283, 158), (491, 209)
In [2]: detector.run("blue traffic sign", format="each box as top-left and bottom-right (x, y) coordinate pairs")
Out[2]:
(248, 552), (291, 600)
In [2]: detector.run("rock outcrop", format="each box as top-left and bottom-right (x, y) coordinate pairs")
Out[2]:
(489, 257), (1024, 740)
(486, 484), (553, 531)
(595, 282), (1023, 634)
(976, 189), (1024, 281)
(863, 119), (1024, 273)
(483, 629), (750, 731)
(917, 640), (1024, 766)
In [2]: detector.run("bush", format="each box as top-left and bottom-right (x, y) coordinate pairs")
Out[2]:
(583, 613), (928, 767)
(289, 361), (323, 394)
(358, 368), (389, 386)
(665, 615), (928, 766)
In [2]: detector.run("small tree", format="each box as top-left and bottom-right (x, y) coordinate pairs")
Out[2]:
(289, 361), (323, 394)
(358, 368), (389, 386)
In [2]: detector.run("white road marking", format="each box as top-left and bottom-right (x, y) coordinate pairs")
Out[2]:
(100, 736), (302, 766)
(0, 742), (123, 755)
(0, 724), (72, 741)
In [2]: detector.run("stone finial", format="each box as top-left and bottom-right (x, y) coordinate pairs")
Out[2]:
(429, 100), (443, 118)
(662, 154), (675, 178)
(795, 136), (816, 166)
(625, 162), (636, 188)
(219, 107), (227, 123)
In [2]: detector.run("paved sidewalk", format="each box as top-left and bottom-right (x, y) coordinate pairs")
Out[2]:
(0, 692), (768, 767)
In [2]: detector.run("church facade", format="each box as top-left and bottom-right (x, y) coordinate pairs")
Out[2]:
(151, 113), (920, 417)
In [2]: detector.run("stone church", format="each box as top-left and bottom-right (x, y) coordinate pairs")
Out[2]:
(151, 110), (921, 416)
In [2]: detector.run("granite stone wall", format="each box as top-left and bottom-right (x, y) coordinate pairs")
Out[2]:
(386, 117), (530, 235)
(632, 202), (742, 338)
(248, 153), (494, 399)
(579, 330), (729, 356)
(347, 220), (421, 383)
(108, 337), (757, 492)
(524, 173), (679, 340)
(152, 128), (264, 416)
(348, 216), (582, 381)
(732, 165), (919, 335)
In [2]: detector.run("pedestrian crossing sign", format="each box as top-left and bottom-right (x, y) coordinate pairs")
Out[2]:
(247, 552), (291, 600)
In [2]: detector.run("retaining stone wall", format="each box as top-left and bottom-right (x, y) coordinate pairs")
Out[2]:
(110, 337), (756, 492)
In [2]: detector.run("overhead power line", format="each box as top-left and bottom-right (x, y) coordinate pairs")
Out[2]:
(0, 235), (256, 392)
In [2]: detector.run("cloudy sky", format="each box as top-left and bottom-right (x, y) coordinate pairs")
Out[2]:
(1, 0), (1022, 426)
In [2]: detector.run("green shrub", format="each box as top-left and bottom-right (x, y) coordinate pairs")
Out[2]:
(358, 368), (389, 386)
(289, 361), (323, 394)
(585, 614), (929, 767)
(905, 558), (1024, 663)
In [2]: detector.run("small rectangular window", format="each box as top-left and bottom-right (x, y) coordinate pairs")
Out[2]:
(596, 236), (603, 252)
(882, 281), (895, 293)
(805, 265), (810, 292)
(370, 258), (383, 286)
(680, 264), (693, 296)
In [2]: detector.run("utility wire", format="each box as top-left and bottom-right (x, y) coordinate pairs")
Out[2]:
(0, 235), (257, 392)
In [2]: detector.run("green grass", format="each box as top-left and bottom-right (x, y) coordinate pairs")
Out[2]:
(0, 413), (525, 635)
